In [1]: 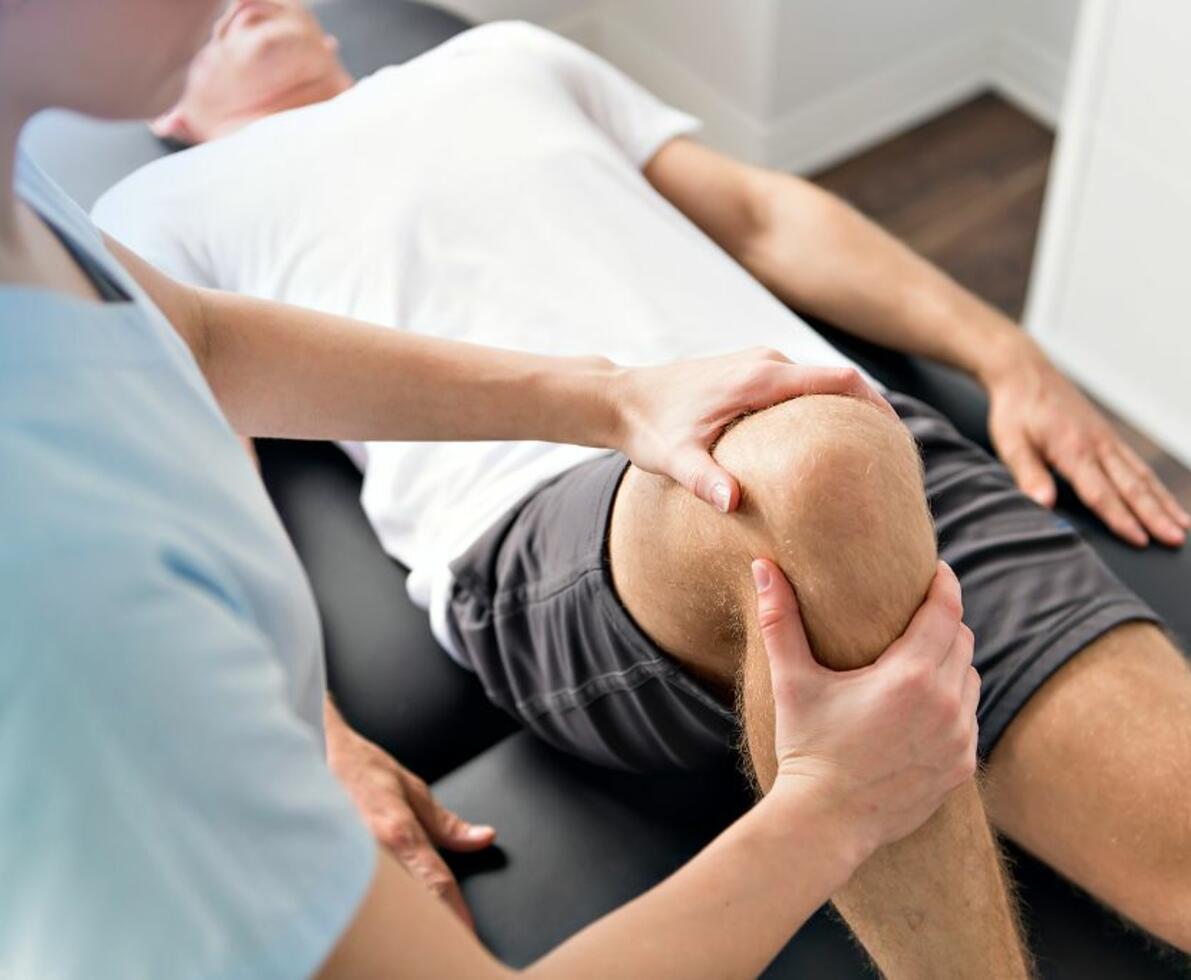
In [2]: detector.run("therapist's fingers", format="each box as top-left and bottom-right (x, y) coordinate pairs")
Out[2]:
(400, 770), (497, 852)
(755, 363), (897, 420)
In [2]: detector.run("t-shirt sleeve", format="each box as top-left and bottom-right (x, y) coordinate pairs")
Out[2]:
(0, 529), (377, 979)
(489, 21), (702, 167)
(92, 166), (215, 288)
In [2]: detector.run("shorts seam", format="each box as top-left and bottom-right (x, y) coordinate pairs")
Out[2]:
(510, 656), (677, 720)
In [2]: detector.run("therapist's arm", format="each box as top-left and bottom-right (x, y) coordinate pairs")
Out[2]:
(104, 234), (891, 514)
(319, 563), (978, 979)
(645, 137), (1189, 545)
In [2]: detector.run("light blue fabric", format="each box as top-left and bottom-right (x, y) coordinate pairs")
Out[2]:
(0, 152), (376, 979)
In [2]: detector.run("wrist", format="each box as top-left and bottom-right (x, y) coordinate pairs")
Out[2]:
(975, 327), (1045, 389)
(751, 779), (875, 889)
(595, 359), (631, 452)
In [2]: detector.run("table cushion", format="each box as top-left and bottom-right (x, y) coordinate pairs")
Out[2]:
(435, 732), (1188, 977)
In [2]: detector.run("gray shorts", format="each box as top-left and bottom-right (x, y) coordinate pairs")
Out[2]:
(446, 393), (1162, 772)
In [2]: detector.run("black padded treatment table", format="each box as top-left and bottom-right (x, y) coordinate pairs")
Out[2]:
(24, 2), (1190, 975)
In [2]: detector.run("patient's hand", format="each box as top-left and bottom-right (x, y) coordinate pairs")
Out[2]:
(324, 700), (495, 930)
(614, 347), (894, 513)
(985, 335), (1188, 547)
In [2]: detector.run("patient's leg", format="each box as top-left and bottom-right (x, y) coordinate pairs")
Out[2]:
(610, 395), (1029, 978)
(986, 622), (1191, 951)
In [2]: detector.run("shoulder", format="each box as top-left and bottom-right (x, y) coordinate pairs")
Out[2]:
(91, 150), (198, 238)
(92, 147), (226, 284)
(444, 20), (586, 62)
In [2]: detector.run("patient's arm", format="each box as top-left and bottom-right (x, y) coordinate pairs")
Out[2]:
(324, 697), (494, 930)
(646, 137), (1189, 545)
(104, 234), (889, 514)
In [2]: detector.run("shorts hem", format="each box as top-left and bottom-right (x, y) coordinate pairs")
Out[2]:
(978, 599), (1162, 757)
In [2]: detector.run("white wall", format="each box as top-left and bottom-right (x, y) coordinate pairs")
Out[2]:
(429, 0), (1082, 171)
(990, 0), (1083, 125)
(1026, 0), (1191, 467)
(434, 0), (589, 25)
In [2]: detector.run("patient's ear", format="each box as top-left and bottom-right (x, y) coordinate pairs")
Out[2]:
(150, 107), (197, 145)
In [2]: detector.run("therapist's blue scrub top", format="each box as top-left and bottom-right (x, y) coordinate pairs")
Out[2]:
(0, 153), (375, 979)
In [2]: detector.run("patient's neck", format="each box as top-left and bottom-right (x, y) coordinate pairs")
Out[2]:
(210, 66), (354, 141)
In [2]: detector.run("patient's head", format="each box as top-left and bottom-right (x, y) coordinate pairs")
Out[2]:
(152, 0), (353, 145)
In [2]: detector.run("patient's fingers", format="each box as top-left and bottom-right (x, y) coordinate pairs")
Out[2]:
(995, 427), (1056, 508)
(1101, 446), (1187, 546)
(1113, 442), (1191, 529)
(401, 772), (496, 853)
(375, 807), (475, 929)
(1067, 454), (1147, 547)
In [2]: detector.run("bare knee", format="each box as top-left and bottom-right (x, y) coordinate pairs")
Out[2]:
(715, 394), (937, 669)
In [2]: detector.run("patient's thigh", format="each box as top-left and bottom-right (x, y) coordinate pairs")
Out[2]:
(608, 462), (746, 694)
(985, 623), (1191, 940)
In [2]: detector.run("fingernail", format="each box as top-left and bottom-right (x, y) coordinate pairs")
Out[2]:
(751, 560), (771, 593)
(466, 824), (494, 839)
(712, 482), (731, 513)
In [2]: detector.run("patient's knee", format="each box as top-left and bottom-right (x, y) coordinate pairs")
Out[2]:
(715, 394), (937, 670)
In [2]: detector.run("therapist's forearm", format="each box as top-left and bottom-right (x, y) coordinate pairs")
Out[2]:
(323, 782), (864, 979)
(744, 174), (1030, 386)
(194, 288), (620, 445)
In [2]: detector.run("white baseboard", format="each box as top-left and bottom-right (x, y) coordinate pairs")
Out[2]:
(554, 15), (1069, 173)
(429, 4), (1070, 171)
(764, 34), (990, 174)
(988, 30), (1070, 127)
(588, 13), (771, 163)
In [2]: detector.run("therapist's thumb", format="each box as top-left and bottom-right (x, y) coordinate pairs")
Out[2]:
(752, 559), (817, 689)
(677, 447), (739, 514)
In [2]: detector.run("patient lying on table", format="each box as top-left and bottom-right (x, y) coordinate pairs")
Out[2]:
(92, 4), (1191, 971)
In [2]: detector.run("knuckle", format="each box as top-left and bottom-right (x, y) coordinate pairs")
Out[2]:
(939, 692), (963, 723)
(839, 366), (862, 386)
(427, 874), (454, 898)
(757, 604), (786, 633)
(898, 663), (929, 698)
(379, 817), (417, 852)
(1119, 475), (1145, 499)
(741, 360), (774, 389)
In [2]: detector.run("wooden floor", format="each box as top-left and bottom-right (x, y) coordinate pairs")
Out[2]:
(812, 92), (1191, 512)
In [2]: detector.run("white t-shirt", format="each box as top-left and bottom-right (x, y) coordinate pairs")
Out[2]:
(94, 21), (866, 662)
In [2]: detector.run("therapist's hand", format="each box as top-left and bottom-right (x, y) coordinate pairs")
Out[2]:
(613, 348), (894, 513)
(755, 559), (979, 858)
(324, 701), (495, 930)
